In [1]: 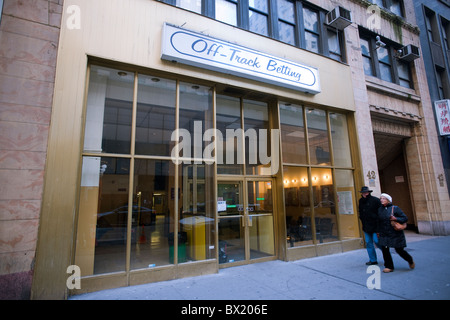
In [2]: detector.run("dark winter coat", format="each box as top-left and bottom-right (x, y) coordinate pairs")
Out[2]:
(377, 204), (408, 248)
(358, 194), (381, 233)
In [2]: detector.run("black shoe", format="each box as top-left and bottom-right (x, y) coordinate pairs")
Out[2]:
(365, 261), (378, 265)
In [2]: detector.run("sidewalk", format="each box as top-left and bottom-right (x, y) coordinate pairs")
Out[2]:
(69, 232), (450, 300)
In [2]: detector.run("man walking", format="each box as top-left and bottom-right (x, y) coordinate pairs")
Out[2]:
(358, 186), (381, 265)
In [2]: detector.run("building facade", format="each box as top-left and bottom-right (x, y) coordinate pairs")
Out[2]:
(0, 0), (449, 299)
(413, 0), (450, 199)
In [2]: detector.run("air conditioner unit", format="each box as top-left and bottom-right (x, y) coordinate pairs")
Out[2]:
(398, 44), (420, 62)
(326, 6), (352, 30)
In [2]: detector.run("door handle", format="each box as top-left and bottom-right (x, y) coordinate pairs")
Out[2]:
(242, 215), (253, 227)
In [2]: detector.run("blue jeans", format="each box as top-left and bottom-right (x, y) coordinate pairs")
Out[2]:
(364, 232), (379, 262)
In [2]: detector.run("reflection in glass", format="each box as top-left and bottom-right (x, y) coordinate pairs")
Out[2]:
(330, 113), (352, 168)
(303, 7), (318, 32)
(179, 82), (213, 160)
(247, 181), (274, 259)
(176, 0), (201, 14)
(278, 0), (295, 23)
(379, 63), (393, 82)
(215, 0), (237, 26)
(360, 38), (373, 76)
(244, 99), (270, 175)
(280, 103), (307, 164)
(216, 95), (243, 175)
(311, 168), (337, 244)
(75, 157), (130, 276)
(218, 182), (244, 263)
(84, 66), (134, 154)
(327, 30), (341, 61)
(279, 22), (296, 45)
(305, 32), (319, 53)
(136, 75), (176, 156)
(335, 169), (359, 240)
(178, 163), (215, 262)
(130, 159), (175, 269)
(377, 47), (392, 82)
(283, 166), (311, 247)
(398, 61), (411, 88)
(249, 0), (268, 12)
(249, 11), (269, 36)
(307, 109), (331, 166)
(390, 0), (402, 16)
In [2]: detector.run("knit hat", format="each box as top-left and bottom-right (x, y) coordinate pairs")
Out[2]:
(380, 193), (392, 203)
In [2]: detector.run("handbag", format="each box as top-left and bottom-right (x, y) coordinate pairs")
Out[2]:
(390, 206), (407, 231)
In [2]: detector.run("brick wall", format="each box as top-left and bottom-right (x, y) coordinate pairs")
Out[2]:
(0, 0), (63, 300)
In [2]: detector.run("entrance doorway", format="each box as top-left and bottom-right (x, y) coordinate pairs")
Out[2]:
(373, 130), (416, 229)
(217, 178), (276, 266)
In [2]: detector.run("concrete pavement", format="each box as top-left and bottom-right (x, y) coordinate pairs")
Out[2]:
(69, 231), (450, 300)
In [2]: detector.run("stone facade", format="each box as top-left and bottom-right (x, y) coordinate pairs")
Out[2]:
(0, 0), (63, 300)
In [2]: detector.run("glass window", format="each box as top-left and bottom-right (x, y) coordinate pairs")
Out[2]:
(280, 103), (307, 164)
(425, 11), (436, 43)
(216, 95), (243, 175)
(335, 169), (359, 239)
(330, 113), (352, 167)
(371, 0), (384, 8)
(278, 0), (294, 23)
(243, 99), (271, 175)
(75, 156), (130, 276)
(215, 0), (238, 26)
(84, 66), (134, 154)
(277, 0), (296, 45)
(178, 163), (215, 262)
(397, 61), (412, 88)
(249, 0), (269, 37)
(136, 75), (176, 156)
(303, 7), (319, 53)
(311, 168), (337, 243)
(176, 0), (202, 14)
(389, 0), (402, 17)
(249, 0), (268, 12)
(360, 38), (374, 76)
(130, 159), (175, 269)
(178, 82), (213, 160)
(78, 66), (219, 281)
(377, 46), (392, 82)
(307, 108), (331, 166)
(247, 180), (275, 259)
(284, 166), (311, 247)
(327, 29), (341, 61)
(441, 17), (450, 51)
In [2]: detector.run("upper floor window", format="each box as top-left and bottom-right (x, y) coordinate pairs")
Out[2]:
(360, 38), (374, 76)
(277, 0), (296, 46)
(440, 16), (450, 51)
(176, 0), (202, 14)
(425, 8), (438, 43)
(370, 0), (404, 17)
(360, 33), (413, 89)
(215, 0), (238, 26)
(162, 0), (346, 62)
(249, 0), (269, 36)
(303, 6), (320, 53)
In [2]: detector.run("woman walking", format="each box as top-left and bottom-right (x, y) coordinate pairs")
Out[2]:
(377, 193), (415, 273)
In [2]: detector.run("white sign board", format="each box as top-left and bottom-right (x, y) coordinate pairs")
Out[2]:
(434, 99), (450, 136)
(161, 23), (321, 94)
(217, 201), (227, 212)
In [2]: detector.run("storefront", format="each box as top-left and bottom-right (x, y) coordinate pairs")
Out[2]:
(31, 0), (362, 298)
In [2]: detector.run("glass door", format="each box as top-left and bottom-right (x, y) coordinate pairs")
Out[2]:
(246, 179), (275, 260)
(217, 179), (275, 265)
